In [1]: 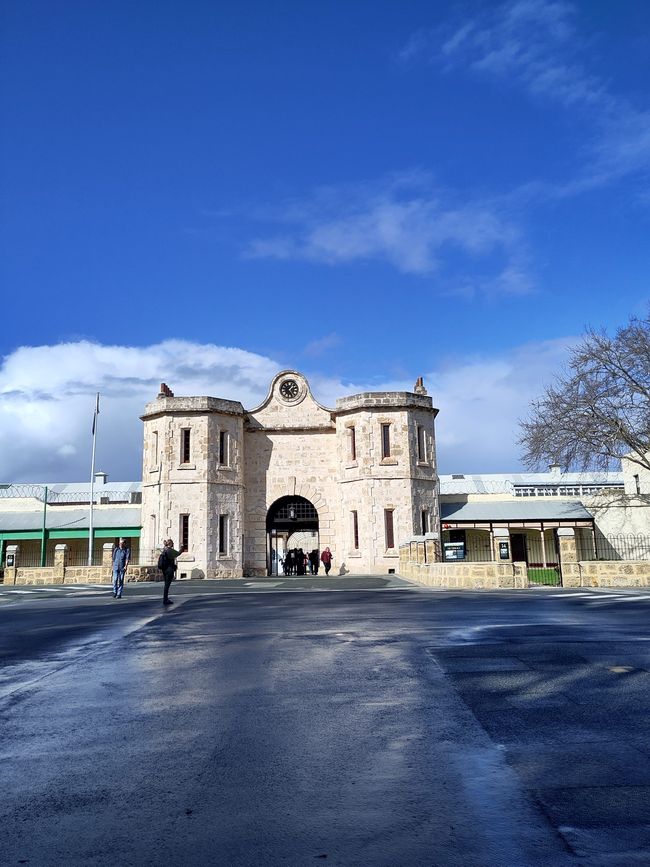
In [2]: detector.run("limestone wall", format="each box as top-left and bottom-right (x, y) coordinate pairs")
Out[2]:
(8, 564), (159, 585)
(141, 396), (246, 578)
(563, 561), (650, 588)
(585, 492), (650, 537)
(399, 555), (528, 589)
(400, 539), (650, 589)
(243, 428), (340, 575)
(335, 399), (438, 573)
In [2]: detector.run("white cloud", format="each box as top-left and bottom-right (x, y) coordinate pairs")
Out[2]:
(400, 1), (650, 195)
(311, 338), (574, 473)
(408, 0), (600, 108)
(0, 340), (280, 482)
(245, 174), (532, 293)
(430, 337), (575, 472)
(0, 337), (574, 483)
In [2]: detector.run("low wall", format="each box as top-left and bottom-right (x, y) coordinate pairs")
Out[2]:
(563, 560), (650, 588)
(5, 564), (160, 586)
(399, 558), (528, 590)
(399, 539), (650, 589)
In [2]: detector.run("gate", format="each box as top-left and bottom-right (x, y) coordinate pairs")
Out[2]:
(520, 531), (562, 586)
(527, 565), (561, 586)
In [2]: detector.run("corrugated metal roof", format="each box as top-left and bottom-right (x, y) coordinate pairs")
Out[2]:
(0, 506), (142, 532)
(439, 471), (623, 495)
(440, 500), (593, 522)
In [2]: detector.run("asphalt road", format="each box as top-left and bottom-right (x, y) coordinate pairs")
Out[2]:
(1, 579), (650, 866)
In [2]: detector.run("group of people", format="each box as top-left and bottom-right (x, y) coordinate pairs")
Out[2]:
(280, 546), (333, 576)
(111, 539), (336, 603)
(111, 537), (181, 605)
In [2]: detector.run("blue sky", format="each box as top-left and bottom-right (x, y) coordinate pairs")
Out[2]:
(1, 0), (650, 481)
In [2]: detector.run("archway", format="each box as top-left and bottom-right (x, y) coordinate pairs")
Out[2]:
(266, 496), (319, 576)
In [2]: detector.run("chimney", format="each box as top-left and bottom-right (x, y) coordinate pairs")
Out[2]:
(414, 376), (427, 395)
(549, 464), (562, 476)
(94, 471), (108, 485)
(157, 382), (174, 398)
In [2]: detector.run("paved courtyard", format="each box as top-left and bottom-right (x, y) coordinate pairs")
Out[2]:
(1, 579), (650, 865)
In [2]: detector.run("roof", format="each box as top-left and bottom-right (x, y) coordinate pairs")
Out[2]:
(440, 500), (593, 522)
(439, 471), (624, 495)
(0, 506), (142, 532)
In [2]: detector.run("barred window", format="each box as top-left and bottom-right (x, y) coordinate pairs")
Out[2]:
(180, 514), (189, 551)
(384, 509), (395, 549)
(417, 425), (426, 462)
(352, 510), (359, 549)
(219, 514), (229, 555)
(381, 424), (391, 459)
(181, 429), (191, 464)
(219, 430), (228, 465)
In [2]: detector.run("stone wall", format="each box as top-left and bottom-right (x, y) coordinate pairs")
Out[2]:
(399, 541), (528, 590)
(7, 564), (159, 585)
(560, 561), (650, 588)
(400, 533), (650, 589)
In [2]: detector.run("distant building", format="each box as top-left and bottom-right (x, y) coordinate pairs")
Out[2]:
(438, 465), (650, 566)
(0, 477), (141, 567)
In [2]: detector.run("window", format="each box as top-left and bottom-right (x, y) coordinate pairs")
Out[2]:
(181, 428), (191, 464)
(634, 474), (641, 495)
(381, 424), (391, 459)
(417, 425), (426, 462)
(421, 509), (428, 535)
(152, 431), (158, 465)
(352, 510), (359, 549)
(180, 514), (189, 552)
(349, 426), (356, 461)
(384, 509), (395, 549)
(219, 430), (228, 466)
(219, 514), (229, 555)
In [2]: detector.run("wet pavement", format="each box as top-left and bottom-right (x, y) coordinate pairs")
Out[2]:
(1, 581), (650, 865)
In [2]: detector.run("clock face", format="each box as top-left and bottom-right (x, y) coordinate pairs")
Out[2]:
(280, 379), (300, 400)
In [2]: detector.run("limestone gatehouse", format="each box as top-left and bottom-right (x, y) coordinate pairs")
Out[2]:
(139, 371), (440, 578)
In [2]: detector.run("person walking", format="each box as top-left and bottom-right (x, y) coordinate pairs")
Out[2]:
(158, 538), (180, 605)
(309, 550), (319, 575)
(111, 538), (130, 599)
(320, 546), (333, 575)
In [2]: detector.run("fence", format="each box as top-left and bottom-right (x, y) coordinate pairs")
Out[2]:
(5, 544), (143, 569)
(592, 533), (650, 561)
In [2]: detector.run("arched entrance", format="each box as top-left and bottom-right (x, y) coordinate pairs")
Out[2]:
(266, 496), (319, 576)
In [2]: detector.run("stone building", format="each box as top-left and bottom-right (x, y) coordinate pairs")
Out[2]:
(139, 371), (439, 577)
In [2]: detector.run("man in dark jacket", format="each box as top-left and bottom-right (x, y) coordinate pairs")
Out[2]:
(159, 539), (181, 605)
(112, 538), (130, 599)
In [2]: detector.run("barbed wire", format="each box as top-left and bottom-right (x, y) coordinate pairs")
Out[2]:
(0, 485), (140, 504)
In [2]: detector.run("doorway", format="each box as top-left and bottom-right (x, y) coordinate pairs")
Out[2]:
(266, 496), (319, 576)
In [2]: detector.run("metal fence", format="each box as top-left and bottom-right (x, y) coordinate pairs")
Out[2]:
(593, 533), (650, 561)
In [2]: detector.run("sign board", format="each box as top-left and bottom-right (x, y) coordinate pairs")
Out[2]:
(499, 541), (510, 560)
(443, 541), (465, 561)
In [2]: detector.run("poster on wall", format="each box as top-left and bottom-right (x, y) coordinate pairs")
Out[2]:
(443, 541), (465, 561)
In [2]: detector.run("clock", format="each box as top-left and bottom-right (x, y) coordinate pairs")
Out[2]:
(280, 379), (300, 400)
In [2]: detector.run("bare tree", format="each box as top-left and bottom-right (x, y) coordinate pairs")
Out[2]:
(519, 313), (650, 473)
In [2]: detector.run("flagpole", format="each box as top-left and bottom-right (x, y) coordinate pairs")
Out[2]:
(88, 393), (99, 567)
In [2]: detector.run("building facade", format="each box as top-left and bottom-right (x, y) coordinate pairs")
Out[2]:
(139, 371), (440, 577)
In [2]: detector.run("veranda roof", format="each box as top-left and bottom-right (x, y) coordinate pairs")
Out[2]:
(440, 499), (593, 526)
